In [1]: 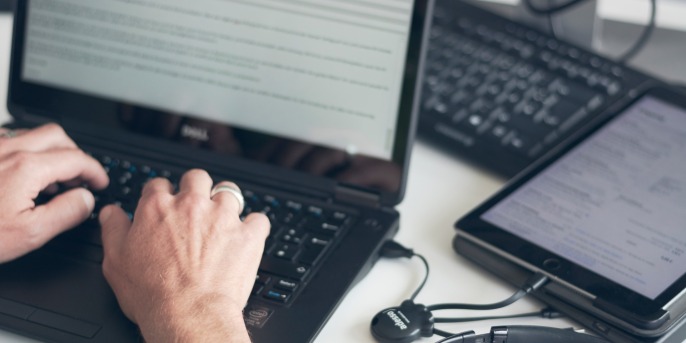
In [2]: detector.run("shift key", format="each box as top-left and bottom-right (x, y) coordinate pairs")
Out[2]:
(259, 256), (310, 281)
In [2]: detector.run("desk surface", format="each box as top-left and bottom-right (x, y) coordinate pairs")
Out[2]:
(0, 12), (624, 343)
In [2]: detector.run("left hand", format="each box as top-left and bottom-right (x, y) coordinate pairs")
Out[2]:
(0, 124), (110, 263)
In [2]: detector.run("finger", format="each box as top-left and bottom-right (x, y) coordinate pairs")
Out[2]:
(98, 205), (136, 324)
(140, 177), (174, 200)
(211, 181), (243, 213)
(99, 205), (132, 260)
(0, 124), (77, 156)
(16, 149), (109, 194)
(242, 212), (271, 241)
(24, 188), (96, 249)
(178, 169), (213, 195)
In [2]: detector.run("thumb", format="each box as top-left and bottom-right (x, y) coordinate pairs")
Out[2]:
(98, 205), (135, 323)
(27, 188), (95, 248)
(99, 205), (131, 260)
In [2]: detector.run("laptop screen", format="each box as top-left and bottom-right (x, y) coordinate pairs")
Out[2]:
(10, 0), (427, 200)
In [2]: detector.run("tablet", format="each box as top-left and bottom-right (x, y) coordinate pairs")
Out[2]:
(455, 86), (686, 337)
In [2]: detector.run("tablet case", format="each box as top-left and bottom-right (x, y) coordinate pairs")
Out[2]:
(453, 234), (686, 343)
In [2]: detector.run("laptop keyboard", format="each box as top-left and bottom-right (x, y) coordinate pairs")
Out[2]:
(45, 151), (356, 306)
(418, 0), (649, 178)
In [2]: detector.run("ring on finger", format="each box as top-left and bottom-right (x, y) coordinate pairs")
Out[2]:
(210, 184), (245, 214)
(0, 129), (18, 139)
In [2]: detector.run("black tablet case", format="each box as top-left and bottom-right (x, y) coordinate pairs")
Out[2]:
(453, 235), (686, 343)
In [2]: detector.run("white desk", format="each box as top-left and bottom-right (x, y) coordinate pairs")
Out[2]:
(0, 12), (603, 343)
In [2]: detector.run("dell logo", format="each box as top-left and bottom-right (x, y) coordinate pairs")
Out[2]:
(180, 124), (209, 141)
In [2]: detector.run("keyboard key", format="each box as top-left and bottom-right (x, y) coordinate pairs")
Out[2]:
(275, 279), (299, 292)
(299, 246), (325, 266)
(259, 257), (310, 281)
(264, 290), (291, 303)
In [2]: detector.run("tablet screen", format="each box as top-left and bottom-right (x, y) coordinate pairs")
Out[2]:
(481, 95), (686, 300)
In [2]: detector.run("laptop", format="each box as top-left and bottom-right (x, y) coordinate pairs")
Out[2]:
(0, 0), (433, 342)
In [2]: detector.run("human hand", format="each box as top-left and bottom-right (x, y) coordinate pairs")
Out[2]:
(0, 124), (109, 263)
(99, 170), (270, 343)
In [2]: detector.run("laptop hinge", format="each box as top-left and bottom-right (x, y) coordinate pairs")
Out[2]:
(334, 186), (380, 208)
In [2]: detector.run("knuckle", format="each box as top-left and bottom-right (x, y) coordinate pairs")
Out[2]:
(9, 151), (37, 172)
(140, 192), (170, 213)
(43, 123), (67, 137)
(178, 192), (209, 210)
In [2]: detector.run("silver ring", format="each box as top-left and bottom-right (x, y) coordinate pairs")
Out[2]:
(0, 129), (17, 139)
(210, 184), (245, 214)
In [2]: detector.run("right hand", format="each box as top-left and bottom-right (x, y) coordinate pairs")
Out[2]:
(100, 170), (270, 343)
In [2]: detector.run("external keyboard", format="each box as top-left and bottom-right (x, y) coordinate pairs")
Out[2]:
(419, 0), (651, 178)
(46, 151), (355, 306)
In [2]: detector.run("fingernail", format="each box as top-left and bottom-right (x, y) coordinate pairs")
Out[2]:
(99, 206), (112, 223)
(81, 190), (95, 211)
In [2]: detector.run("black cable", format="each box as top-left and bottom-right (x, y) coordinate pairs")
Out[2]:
(435, 307), (563, 323)
(410, 254), (430, 301)
(377, 242), (558, 341)
(526, 0), (657, 63)
(547, 14), (558, 39)
(427, 272), (548, 312)
(545, 0), (563, 39)
(378, 241), (430, 301)
(427, 289), (527, 311)
(523, 0), (589, 15)
(618, 0), (657, 63)
(433, 328), (458, 338)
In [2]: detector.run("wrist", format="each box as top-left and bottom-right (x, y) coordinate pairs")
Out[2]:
(138, 293), (250, 343)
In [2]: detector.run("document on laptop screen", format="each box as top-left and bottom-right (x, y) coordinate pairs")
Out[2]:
(482, 96), (686, 300)
(22, 0), (416, 160)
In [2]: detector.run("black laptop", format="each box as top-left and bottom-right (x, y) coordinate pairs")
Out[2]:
(0, 0), (432, 342)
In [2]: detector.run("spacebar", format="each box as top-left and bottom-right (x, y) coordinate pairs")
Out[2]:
(259, 256), (310, 281)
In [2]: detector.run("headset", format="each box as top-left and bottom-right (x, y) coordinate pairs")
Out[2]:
(369, 241), (608, 343)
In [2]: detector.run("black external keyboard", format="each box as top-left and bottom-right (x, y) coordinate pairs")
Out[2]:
(419, 0), (651, 178)
(46, 151), (355, 306)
